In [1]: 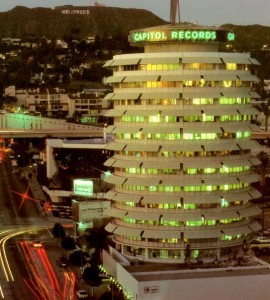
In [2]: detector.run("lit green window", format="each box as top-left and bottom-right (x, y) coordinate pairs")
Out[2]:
(126, 202), (135, 207)
(147, 168), (158, 174)
(164, 186), (174, 192)
(123, 133), (131, 139)
(124, 217), (136, 224)
(128, 168), (137, 174)
(184, 203), (196, 209)
(165, 116), (177, 122)
(149, 115), (161, 123)
(221, 235), (233, 241)
(244, 132), (251, 137)
(221, 198), (229, 207)
(204, 168), (215, 174)
(221, 165), (229, 173)
(202, 115), (214, 122)
(160, 250), (169, 258)
(149, 186), (157, 192)
(186, 220), (203, 226)
(186, 168), (197, 174)
(183, 133), (193, 140)
(236, 132), (242, 138)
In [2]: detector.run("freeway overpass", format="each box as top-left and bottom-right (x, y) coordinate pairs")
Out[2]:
(0, 113), (104, 138)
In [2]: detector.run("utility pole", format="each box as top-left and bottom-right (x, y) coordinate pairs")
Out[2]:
(170, 0), (180, 24)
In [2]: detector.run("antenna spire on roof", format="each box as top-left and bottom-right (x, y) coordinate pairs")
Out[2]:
(170, 0), (180, 24)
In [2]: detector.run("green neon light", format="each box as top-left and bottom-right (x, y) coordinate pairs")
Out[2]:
(132, 30), (217, 42)
(131, 29), (235, 43)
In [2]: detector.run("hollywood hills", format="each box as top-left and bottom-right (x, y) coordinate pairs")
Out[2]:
(0, 5), (167, 38)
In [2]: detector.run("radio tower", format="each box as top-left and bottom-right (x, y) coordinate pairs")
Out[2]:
(170, 0), (180, 24)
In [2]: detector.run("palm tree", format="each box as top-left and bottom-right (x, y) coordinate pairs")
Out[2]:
(254, 99), (270, 131)
(83, 226), (111, 266)
(257, 151), (269, 188)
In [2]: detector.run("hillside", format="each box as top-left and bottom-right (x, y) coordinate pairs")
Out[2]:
(0, 6), (167, 38)
(221, 24), (270, 51)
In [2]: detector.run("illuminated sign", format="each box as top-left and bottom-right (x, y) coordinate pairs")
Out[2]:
(130, 29), (235, 44)
(73, 179), (93, 196)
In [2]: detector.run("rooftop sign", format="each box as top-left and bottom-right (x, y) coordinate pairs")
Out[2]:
(130, 29), (235, 44)
(73, 179), (93, 197)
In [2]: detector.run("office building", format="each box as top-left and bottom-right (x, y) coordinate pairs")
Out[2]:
(103, 23), (262, 263)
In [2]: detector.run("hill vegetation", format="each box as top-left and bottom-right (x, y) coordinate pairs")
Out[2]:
(0, 6), (167, 38)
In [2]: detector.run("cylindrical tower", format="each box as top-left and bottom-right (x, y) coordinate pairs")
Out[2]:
(103, 24), (262, 263)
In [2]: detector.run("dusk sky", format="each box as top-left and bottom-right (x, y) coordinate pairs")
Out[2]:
(1, 0), (270, 27)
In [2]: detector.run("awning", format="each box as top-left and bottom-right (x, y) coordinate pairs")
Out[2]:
(113, 193), (142, 203)
(140, 91), (181, 99)
(142, 195), (180, 204)
(238, 75), (259, 82)
(141, 126), (181, 134)
(248, 58), (260, 65)
(106, 175), (126, 185)
(106, 207), (127, 218)
(183, 160), (221, 168)
(203, 74), (238, 81)
(105, 142), (126, 151)
(103, 60), (114, 67)
(104, 76), (125, 83)
(222, 226), (251, 236)
(114, 226), (142, 236)
(111, 93), (141, 100)
(124, 110), (159, 116)
(248, 221), (262, 232)
(113, 160), (142, 168)
(125, 177), (160, 186)
(123, 75), (159, 82)
(142, 229), (181, 239)
(127, 211), (160, 221)
(104, 190), (118, 200)
(182, 57), (222, 63)
(112, 126), (141, 134)
(248, 188), (262, 199)
(105, 222), (117, 233)
(237, 206), (261, 217)
(140, 57), (180, 64)
(104, 109), (125, 117)
(185, 230), (221, 239)
(161, 143), (202, 152)
(221, 56), (252, 64)
(110, 58), (140, 66)
(183, 125), (222, 133)
(104, 93), (114, 100)
(142, 161), (181, 169)
(160, 109), (182, 116)
(161, 74), (201, 81)
(183, 90), (222, 99)
(104, 157), (116, 167)
(237, 173), (260, 183)
(124, 144), (160, 152)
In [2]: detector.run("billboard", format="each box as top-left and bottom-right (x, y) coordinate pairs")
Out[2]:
(73, 179), (93, 196)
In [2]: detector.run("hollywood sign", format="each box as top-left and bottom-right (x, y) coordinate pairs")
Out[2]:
(61, 9), (90, 15)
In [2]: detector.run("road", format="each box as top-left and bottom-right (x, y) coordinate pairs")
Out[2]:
(0, 150), (75, 300)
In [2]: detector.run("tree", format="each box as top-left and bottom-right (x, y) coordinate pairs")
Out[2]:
(52, 223), (66, 256)
(82, 266), (102, 287)
(254, 99), (270, 131)
(83, 226), (111, 265)
(69, 250), (87, 267)
(257, 151), (269, 189)
(61, 236), (76, 251)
